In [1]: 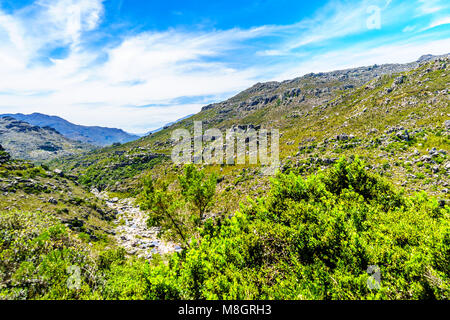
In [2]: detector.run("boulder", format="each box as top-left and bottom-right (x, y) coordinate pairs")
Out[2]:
(53, 169), (64, 176)
(335, 134), (349, 141)
(394, 75), (406, 85)
(445, 120), (450, 130)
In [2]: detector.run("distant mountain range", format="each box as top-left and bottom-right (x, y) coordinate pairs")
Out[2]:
(146, 113), (195, 135)
(0, 113), (140, 146)
(0, 116), (94, 162)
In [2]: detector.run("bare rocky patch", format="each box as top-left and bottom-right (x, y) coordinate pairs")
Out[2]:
(91, 189), (180, 260)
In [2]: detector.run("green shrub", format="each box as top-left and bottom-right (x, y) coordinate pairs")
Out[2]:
(0, 211), (103, 300)
(2, 157), (449, 300)
(128, 158), (449, 300)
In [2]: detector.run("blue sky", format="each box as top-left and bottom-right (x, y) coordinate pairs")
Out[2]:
(0, 0), (449, 134)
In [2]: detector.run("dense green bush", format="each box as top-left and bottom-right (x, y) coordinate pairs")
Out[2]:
(2, 158), (448, 300)
(178, 164), (217, 223)
(0, 211), (103, 300)
(127, 157), (449, 299)
(139, 164), (217, 246)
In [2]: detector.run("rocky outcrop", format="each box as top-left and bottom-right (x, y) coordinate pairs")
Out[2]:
(445, 120), (450, 130)
(191, 55), (449, 129)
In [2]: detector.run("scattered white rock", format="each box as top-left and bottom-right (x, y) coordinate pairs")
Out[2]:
(92, 190), (179, 259)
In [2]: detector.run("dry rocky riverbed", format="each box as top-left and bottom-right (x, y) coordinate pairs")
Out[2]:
(92, 189), (181, 259)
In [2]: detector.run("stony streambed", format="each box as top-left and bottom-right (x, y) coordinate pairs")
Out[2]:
(92, 189), (181, 259)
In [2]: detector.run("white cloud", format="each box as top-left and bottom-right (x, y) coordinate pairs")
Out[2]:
(402, 25), (416, 33)
(0, 1), (269, 133)
(0, 0), (103, 63)
(417, 0), (443, 15)
(255, 0), (422, 57)
(256, 1), (372, 57)
(425, 16), (450, 30)
(38, 0), (103, 43)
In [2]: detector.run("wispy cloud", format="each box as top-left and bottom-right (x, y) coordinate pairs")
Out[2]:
(0, 1), (270, 132)
(417, 0), (444, 15)
(425, 16), (450, 30)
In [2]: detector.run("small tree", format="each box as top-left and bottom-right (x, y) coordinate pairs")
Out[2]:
(178, 164), (217, 224)
(139, 165), (217, 247)
(140, 177), (188, 246)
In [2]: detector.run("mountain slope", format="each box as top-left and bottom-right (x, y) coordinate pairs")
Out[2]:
(0, 113), (140, 146)
(50, 55), (449, 198)
(0, 145), (115, 240)
(5, 55), (450, 301)
(0, 116), (94, 162)
(145, 113), (195, 135)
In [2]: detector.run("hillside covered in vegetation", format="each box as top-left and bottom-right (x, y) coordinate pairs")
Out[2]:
(1, 157), (448, 299)
(51, 56), (449, 205)
(1, 56), (449, 300)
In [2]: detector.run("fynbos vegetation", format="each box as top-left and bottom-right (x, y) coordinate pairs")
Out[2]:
(1, 56), (449, 300)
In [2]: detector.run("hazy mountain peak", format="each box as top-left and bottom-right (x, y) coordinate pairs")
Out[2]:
(0, 116), (94, 162)
(0, 113), (139, 146)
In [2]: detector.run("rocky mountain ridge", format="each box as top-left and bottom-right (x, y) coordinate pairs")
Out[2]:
(0, 116), (94, 162)
(0, 112), (140, 146)
(49, 54), (449, 206)
(199, 54), (448, 128)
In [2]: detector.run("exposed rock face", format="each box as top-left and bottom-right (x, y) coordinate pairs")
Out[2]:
(196, 54), (449, 128)
(417, 54), (434, 62)
(445, 120), (450, 130)
(394, 75), (406, 85)
(0, 116), (94, 161)
(38, 142), (62, 152)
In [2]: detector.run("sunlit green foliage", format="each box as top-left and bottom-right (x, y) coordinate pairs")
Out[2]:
(2, 160), (449, 300)
(178, 164), (217, 223)
(0, 211), (103, 300)
(78, 156), (163, 190)
(139, 165), (217, 247)
(127, 158), (449, 300)
(139, 177), (189, 246)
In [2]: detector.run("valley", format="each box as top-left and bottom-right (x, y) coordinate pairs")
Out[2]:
(50, 55), (450, 204)
(1, 55), (449, 300)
